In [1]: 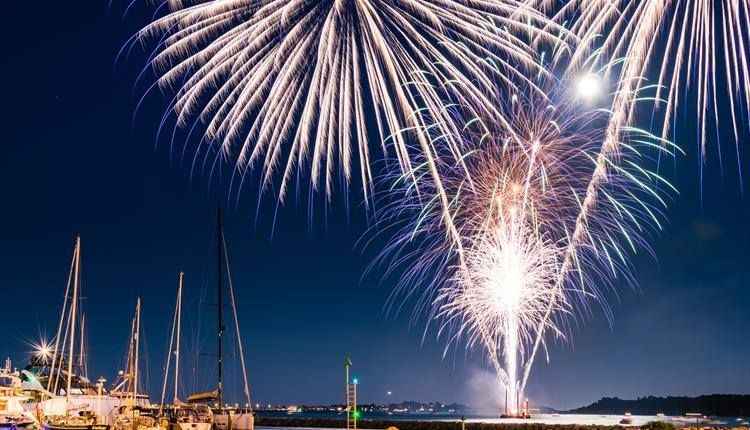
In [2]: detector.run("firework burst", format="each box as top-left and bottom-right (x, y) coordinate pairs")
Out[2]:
(130, 0), (564, 208)
(372, 71), (680, 412)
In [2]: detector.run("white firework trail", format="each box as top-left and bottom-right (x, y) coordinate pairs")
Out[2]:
(535, 0), (750, 188)
(126, 0), (567, 210)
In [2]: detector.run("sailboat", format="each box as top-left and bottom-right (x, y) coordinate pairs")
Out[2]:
(187, 206), (254, 430)
(109, 298), (151, 406)
(19, 240), (125, 427)
(158, 273), (212, 430)
(43, 236), (109, 430)
(111, 299), (160, 430)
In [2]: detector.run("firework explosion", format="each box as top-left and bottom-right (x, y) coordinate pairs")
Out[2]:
(373, 74), (679, 412)
(120, 0), (736, 416)
(131, 0), (562, 207)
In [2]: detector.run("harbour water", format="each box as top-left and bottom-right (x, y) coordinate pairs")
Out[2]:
(255, 412), (750, 428)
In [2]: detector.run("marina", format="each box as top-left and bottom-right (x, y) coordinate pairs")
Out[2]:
(0, 210), (256, 430)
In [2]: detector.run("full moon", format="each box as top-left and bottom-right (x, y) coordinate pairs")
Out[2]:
(576, 73), (602, 101)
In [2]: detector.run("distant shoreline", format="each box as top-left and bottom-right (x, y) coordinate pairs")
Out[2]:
(568, 395), (750, 417)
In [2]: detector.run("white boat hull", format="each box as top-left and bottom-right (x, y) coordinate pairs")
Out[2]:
(212, 413), (253, 430)
(170, 423), (211, 430)
(1, 393), (39, 429)
(25, 396), (131, 426)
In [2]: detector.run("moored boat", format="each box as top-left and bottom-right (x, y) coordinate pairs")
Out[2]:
(155, 277), (216, 430)
(44, 412), (108, 430)
(110, 300), (158, 430)
(165, 406), (212, 430)
(184, 207), (254, 430)
(0, 361), (39, 430)
(112, 406), (159, 430)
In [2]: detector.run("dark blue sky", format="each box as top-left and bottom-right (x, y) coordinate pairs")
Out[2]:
(0, 2), (748, 411)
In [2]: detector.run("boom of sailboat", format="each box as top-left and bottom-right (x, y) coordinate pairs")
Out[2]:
(1, 209), (255, 430)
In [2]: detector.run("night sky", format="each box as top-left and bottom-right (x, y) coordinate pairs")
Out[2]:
(0, 2), (748, 412)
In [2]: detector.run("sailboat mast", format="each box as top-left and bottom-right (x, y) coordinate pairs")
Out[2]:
(66, 235), (81, 413)
(79, 314), (86, 369)
(48, 243), (77, 394)
(175, 272), (183, 403)
(217, 204), (223, 409)
(160, 273), (183, 414)
(134, 297), (141, 404)
(127, 308), (137, 400)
